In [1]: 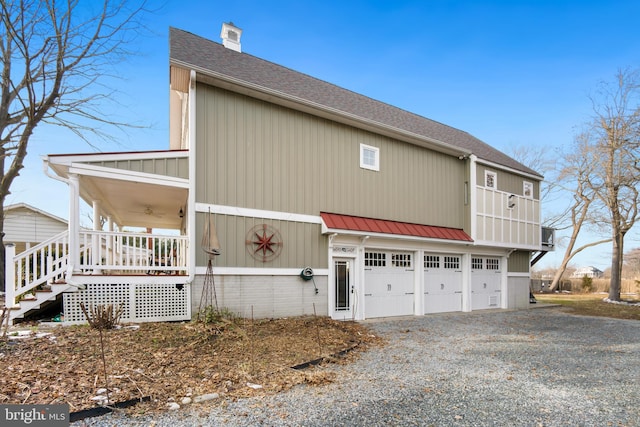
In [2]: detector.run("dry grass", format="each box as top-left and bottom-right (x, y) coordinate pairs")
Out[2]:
(535, 293), (640, 320)
(0, 315), (381, 415)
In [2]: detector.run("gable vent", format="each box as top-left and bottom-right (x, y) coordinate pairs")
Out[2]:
(220, 22), (242, 52)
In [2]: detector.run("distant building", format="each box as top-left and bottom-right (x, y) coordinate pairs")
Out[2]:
(4, 203), (67, 253)
(570, 266), (604, 279)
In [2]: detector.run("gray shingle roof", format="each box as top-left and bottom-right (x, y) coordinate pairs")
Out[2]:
(169, 27), (541, 178)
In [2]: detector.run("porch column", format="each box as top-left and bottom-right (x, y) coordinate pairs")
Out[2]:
(106, 216), (114, 266)
(5, 244), (16, 307)
(91, 200), (102, 274)
(68, 174), (81, 274)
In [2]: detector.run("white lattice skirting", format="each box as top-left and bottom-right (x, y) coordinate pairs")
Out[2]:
(63, 282), (191, 323)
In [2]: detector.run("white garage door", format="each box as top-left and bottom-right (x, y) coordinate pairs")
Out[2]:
(423, 253), (463, 314)
(364, 251), (414, 318)
(471, 256), (502, 310)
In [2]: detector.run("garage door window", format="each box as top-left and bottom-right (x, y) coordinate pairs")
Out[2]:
(444, 256), (460, 269)
(472, 258), (483, 270)
(392, 253), (412, 267)
(365, 252), (386, 267)
(424, 255), (439, 268)
(486, 258), (500, 270)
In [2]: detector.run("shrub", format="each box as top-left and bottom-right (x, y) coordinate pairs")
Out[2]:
(581, 275), (593, 293)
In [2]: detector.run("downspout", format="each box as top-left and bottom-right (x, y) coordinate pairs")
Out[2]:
(469, 154), (478, 242)
(462, 154), (477, 313)
(187, 69), (197, 287)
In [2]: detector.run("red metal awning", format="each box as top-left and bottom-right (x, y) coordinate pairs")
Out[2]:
(320, 212), (473, 242)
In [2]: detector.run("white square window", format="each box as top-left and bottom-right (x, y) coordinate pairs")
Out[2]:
(360, 144), (380, 171)
(523, 181), (533, 198)
(485, 171), (497, 189)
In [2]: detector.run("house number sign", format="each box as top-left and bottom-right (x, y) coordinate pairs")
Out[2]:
(332, 246), (356, 254)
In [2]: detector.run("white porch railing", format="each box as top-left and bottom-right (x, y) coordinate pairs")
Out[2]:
(78, 231), (188, 275)
(5, 230), (189, 309)
(5, 231), (70, 308)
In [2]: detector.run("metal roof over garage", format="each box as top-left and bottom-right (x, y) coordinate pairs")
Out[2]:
(321, 212), (473, 242)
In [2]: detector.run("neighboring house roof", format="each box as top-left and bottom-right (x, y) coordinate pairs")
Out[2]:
(170, 27), (542, 179)
(570, 266), (604, 277)
(321, 212), (473, 242)
(4, 203), (67, 225)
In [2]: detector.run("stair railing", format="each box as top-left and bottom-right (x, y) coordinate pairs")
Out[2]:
(4, 231), (70, 308)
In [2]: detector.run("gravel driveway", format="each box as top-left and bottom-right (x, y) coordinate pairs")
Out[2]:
(74, 307), (639, 426)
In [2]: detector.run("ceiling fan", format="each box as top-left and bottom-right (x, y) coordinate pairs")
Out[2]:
(128, 205), (164, 218)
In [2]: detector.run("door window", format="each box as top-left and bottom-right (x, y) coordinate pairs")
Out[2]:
(335, 260), (350, 311)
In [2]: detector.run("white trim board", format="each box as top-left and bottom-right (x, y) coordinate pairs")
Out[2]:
(69, 163), (189, 188)
(195, 203), (322, 224)
(195, 267), (329, 276)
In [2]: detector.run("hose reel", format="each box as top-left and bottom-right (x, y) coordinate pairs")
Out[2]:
(300, 267), (318, 294)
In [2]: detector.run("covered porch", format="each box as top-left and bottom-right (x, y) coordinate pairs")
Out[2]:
(5, 150), (192, 324)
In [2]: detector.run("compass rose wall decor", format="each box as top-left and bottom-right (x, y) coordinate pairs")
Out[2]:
(245, 224), (284, 262)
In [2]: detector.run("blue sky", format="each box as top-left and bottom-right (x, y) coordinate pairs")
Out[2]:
(11, 0), (640, 270)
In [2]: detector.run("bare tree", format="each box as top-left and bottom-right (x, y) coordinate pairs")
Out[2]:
(623, 247), (640, 279)
(581, 69), (640, 301)
(0, 0), (150, 292)
(548, 134), (611, 291)
(507, 143), (610, 289)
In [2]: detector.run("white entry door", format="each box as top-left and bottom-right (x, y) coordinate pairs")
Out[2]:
(364, 251), (414, 318)
(333, 258), (354, 319)
(423, 253), (463, 314)
(471, 256), (502, 310)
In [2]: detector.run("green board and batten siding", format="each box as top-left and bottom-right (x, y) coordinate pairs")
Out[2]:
(195, 214), (326, 268)
(507, 251), (531, 273)
(87, 157), (189, 180)
(195, 85), (466, 227)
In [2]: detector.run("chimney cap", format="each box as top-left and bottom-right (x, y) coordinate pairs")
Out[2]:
(220, 22), (242, 53)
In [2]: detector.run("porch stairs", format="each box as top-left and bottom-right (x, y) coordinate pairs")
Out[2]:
(8, 282), (76, 323)
(4, 231), (76, 325)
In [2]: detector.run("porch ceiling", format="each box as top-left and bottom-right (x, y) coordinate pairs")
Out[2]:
(81, 175), (187, 230)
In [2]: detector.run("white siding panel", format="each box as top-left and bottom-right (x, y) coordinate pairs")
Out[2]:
(507, 276), (530, 309)
(4, 208), (67, 243)
(475, 186), (540, 248)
